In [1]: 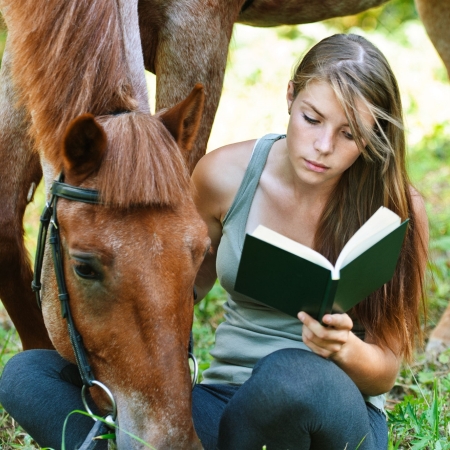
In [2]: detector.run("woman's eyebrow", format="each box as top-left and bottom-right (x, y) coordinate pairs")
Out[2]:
(302, 100), (325, 118)
(302, 100), (350, 127)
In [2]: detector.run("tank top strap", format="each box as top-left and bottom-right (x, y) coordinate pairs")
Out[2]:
(222, 133), (285, 229)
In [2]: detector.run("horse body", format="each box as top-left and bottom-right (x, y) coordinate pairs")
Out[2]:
(237, 0), (387, 26)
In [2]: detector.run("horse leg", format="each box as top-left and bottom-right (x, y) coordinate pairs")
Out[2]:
(0, 45), (53, 350)
(426, 304), (450, 354)
(416, 0), (450, 79)
(139, 0), (243, 173)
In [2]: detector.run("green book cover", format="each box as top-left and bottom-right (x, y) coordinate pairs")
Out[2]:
(234, 208), (408, 321)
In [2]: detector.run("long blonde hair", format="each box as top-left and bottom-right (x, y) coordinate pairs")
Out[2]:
(291, 34), (427, 361)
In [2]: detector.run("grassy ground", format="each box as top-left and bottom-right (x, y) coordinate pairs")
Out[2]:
(1, 4), (450, 449)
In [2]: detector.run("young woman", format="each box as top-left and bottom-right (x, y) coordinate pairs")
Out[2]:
(0, 34), (428, 450)
(190, 33), (428, 449)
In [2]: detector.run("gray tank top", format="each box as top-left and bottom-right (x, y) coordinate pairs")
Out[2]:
(201, 134), (385, 412)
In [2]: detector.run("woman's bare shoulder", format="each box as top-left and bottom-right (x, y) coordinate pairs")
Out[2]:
(192, 140), (256, 218)
(195, 140), (256, 178)
(192, 140), (257, 220)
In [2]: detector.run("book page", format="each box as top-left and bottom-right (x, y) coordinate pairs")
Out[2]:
(335, 207), (401, 271)
(251, 225), (334, 271)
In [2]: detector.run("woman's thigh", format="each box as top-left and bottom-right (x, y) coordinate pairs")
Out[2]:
(0, 349), (106, 450)
(217, 348), (387, 450)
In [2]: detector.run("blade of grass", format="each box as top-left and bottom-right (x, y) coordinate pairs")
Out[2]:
(61, 410), (156, 450)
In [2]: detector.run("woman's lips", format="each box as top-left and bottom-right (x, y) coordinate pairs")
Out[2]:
(305, 159), (329, 173)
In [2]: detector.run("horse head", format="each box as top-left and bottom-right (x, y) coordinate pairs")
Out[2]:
(40, 85), (208, 449)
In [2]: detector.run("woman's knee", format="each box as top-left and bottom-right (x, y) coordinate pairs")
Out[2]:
(247, 348), (367, 419)
(0, 351), (41, 405)
(0, 350), (70, 411)
(218, 349), (374, 449)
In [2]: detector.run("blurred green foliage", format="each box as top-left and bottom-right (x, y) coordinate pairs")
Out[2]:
(193, 284), (227, 377)
(324, 0), (417, 33)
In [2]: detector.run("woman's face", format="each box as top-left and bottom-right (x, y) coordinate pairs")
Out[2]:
(285, 80), (374, 190)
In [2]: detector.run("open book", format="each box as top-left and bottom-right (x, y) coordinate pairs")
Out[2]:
(234, 207), (409, 321)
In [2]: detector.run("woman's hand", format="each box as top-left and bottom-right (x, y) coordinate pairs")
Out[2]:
(298, 312), (353, 359)
(298, 311), (401, 395)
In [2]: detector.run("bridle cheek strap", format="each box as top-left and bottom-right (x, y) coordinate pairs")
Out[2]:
(30, 175), (115, 422)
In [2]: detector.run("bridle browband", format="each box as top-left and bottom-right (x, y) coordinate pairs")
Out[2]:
(32, 173), (198, 444)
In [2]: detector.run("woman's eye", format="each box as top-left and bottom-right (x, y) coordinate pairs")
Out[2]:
(302, 114), (319, 125)
(74, 263), (99, 279)
(343, 130), (354, 140)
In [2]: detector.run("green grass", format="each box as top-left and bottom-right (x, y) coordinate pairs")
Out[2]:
(388, 368), (450, 448)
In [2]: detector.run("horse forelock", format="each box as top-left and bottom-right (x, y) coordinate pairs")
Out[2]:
(1, 0), (139, 167)
(95, 113), (191, 208)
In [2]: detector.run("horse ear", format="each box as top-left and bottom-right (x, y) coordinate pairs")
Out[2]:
(159, 83), (205, 157)
(62, 114), (107, 184)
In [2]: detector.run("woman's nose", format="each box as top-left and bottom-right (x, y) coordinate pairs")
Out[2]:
(314, 130), (334, 154)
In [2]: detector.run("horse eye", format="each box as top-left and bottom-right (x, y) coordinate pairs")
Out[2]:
(74, 263), (99, 280)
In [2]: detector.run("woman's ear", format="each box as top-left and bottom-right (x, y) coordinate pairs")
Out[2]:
(286, 80), (295, 114)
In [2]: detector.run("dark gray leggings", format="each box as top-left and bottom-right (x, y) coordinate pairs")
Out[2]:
(0, 348), (387, 450)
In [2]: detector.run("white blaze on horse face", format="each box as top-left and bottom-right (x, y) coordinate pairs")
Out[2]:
(26, 182), (36, 203)
(41, 156), (59, 197)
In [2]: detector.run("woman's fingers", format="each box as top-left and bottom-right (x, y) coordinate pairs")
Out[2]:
(298, 312), (353, 358)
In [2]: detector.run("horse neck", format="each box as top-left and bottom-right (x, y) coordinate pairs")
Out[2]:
(116, 0), (150, 113)
(3, 0), (149, 168)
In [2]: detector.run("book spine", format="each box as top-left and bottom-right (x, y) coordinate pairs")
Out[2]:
(318, 278), (339, 322)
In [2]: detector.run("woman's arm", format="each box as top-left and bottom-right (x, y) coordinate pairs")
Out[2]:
(299, 312), (400, 396)
(298, 188), (429, 396)
(191, 140), (256, 302)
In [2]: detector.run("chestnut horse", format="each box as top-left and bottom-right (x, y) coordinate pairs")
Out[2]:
(0, 0), (208, 448)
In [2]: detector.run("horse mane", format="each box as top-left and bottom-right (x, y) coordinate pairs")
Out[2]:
(2, 0), (189, 205)
(96, 113), (190, 207)
(1, 0), (138, 166)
